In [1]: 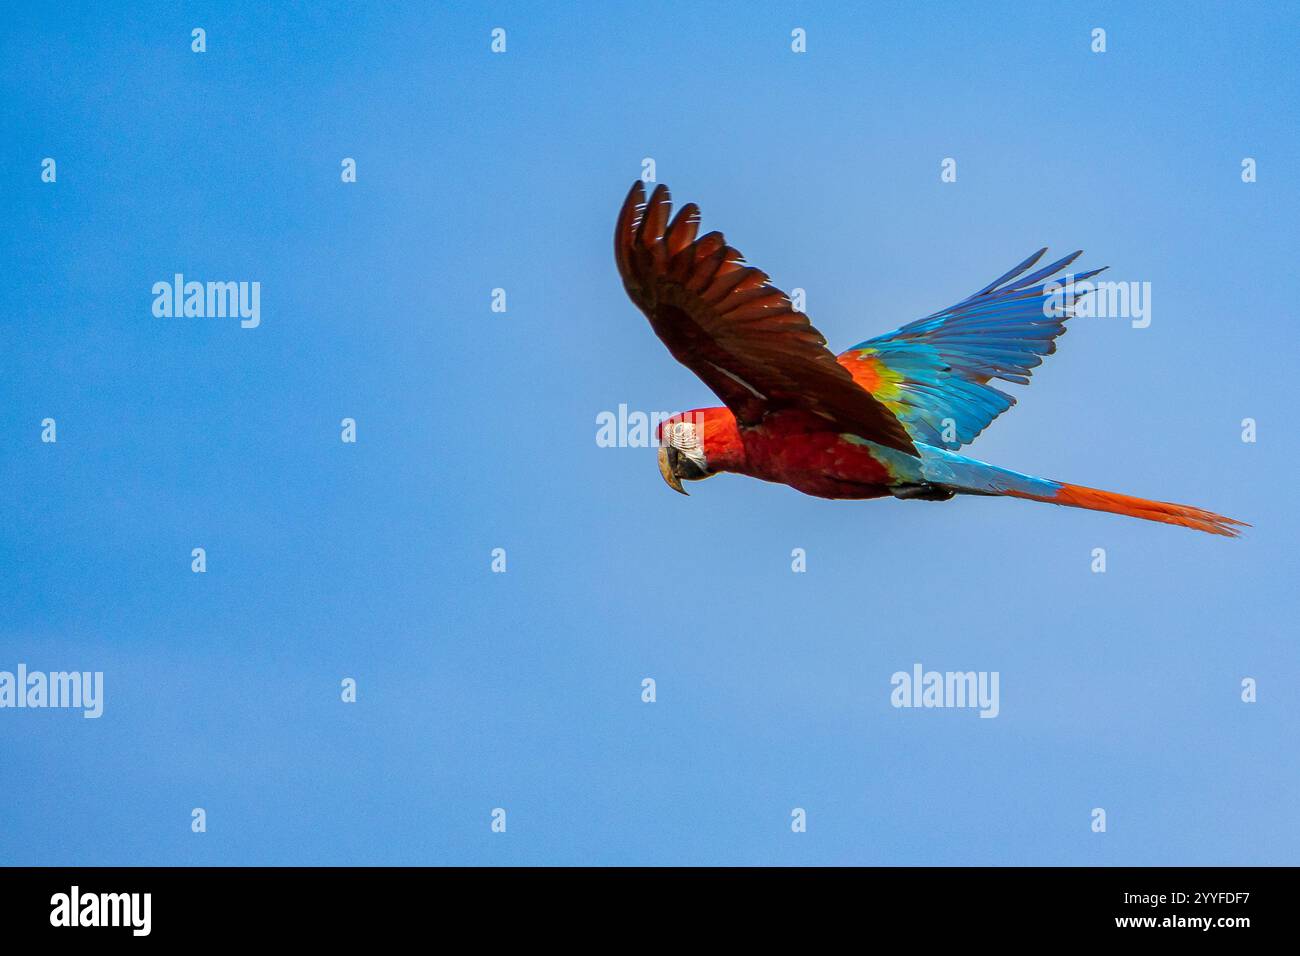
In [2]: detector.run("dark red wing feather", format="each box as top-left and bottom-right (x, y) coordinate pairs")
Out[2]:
(614, 181), (917, 455)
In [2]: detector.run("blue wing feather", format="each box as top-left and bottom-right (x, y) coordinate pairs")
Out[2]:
(839, 251), (1105, 448)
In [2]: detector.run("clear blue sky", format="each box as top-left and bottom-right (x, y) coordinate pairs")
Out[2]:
(1, 1), (1296, 865)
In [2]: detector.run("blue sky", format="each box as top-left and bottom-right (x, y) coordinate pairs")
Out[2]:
(1, 1), (1296, 865)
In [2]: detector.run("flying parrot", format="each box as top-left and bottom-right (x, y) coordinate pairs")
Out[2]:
(615, 181), (1245, 536)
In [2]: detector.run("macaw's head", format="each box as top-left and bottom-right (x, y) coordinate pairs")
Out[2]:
(655, 407), (741, 495)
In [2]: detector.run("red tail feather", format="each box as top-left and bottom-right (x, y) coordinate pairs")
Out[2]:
(1006, 482), (1247, 537)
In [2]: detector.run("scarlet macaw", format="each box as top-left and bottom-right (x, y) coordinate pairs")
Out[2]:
(615, 181), (1244, 536)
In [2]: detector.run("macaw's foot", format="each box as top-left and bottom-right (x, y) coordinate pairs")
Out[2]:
(890, 482), (957, 502)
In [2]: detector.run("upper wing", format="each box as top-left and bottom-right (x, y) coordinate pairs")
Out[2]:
(837, 249), (1106, 449)
(616, 181), (917, 456)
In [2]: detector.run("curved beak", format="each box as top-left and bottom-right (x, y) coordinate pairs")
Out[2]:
(658, 446), (688, 495)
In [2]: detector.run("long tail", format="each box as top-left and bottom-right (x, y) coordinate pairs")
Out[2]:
(1002, 481), (1246, 537)
(914, 448), (1247, 537)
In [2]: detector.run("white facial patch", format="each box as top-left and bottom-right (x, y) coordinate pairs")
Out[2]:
(668, 420), (707, 468)
(670, 420), (699, 449)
